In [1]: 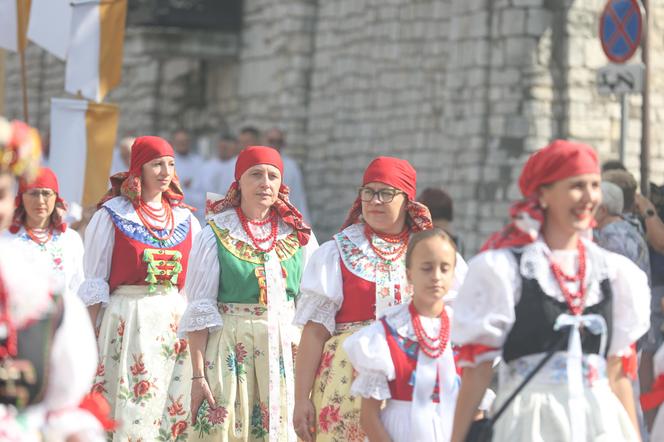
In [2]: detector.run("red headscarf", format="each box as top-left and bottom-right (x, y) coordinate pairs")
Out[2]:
(481, 139), (600, 250)
(207, 146), (311, 245)
(341, 156), (432, 231)
(10, 167), (67, 233)
(97, 136), (191, 210)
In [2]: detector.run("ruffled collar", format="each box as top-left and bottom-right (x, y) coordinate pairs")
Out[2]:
(209, 208), (294, 244)
(517, 237), (609, 306)
(103, 196), (192, 227)
(380, 302), (447, 341)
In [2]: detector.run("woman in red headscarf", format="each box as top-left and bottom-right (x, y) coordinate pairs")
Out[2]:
(292, 157), (467, 442)
(5, 167), (84, 295)
(166, 146), (317, 442)
(450, 140), (649, 442)
(77, 136), (201, 440)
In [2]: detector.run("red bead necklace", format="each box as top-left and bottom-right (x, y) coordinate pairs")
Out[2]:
(364, 224), (409, 262)
(409, 302), (450, 358)
(0, 273), (17, 359)
(236, 207), (279, 253)
(549, 239), (587, 316)
(25, 226), (53, 246)
(136, 198), (175, 242)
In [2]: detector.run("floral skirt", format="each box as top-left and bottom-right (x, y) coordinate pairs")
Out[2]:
(92, 285), (190, 441)
(311, 322), (372, 442)
(178, 303), (296, 442)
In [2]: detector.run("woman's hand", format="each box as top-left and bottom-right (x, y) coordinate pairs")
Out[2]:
(293, 398), (316, 442)
(190, 377), (216, 425)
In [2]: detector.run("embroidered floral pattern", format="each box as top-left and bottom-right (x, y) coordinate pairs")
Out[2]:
(157, 395), (189, 441)
(250, 402), (269, 438)
(192, 401), (228, 437)
(208, 220), (300, 264)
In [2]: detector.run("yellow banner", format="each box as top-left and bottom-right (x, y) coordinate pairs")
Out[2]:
(98, 0), (127, 101)
(83, 102), (119, 206)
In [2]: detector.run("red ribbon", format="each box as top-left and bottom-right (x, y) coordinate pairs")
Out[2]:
(641, 374), (664, 411)
(457, 344), (497, 364)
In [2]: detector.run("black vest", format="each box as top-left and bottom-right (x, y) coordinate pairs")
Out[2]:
(0, 296), (64, 409)
(502, 251), (613, 363)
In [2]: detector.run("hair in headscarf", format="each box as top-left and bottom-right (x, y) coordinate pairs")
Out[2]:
(97, 136), (192, 210)
(206, 146), (311, 245)
(10, 167), (67, 233)
(481, 139), (600, 251)
(0, 117), (41, 182)
(340, 156), (432, 232)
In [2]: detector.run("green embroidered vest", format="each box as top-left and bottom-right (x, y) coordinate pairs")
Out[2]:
(209, 221), (304, 304)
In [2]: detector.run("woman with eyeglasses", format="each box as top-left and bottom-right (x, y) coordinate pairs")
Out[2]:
(292, 156), (467, 441)
(78, 136), (201, 440)
(4, 167), (84, 295)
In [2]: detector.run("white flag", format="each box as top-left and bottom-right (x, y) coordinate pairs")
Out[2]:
(0, 0), (30, 53)
(27, 0), (72, 60)
(50, 97), (119, 208)
(65, 0), (127, 102)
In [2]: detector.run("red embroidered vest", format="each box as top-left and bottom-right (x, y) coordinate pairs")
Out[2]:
(106, 208), (193, 293)
(335, 260), (376, 323)
(381, 317), (441, 402)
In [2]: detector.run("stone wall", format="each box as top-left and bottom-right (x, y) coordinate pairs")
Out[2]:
(3, 0), (664, 253)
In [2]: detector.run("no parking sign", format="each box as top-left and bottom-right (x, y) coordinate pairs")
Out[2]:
(600, 0), (642, 63)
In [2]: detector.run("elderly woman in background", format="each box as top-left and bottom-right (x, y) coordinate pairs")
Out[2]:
(594, 181), (650, 278)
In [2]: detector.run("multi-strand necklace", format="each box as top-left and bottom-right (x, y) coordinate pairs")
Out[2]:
(136, 198), (175, 241)
(236, 207), (279, 253)
(364, 224), (409, 262)
(549, 239), (587, 315)
(25, 226), (52, 246)
(409, 302), (450, 358)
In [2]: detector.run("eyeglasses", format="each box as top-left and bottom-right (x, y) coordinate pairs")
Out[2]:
(358, 187), (405, 203)
(25, 189), (56, 199)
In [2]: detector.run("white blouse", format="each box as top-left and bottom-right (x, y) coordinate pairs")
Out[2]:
(3, 226), (84, 296)
(344, 303), (448, 400)
(293, 224), (468, 335)
(77, 196), (201, 306)
(0, 239), (98, 438)
(178, 209), (319, 334)
(451, 237), (651, 366)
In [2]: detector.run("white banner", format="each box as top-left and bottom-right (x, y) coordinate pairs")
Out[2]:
(27, 0), (72, 60)
(0, 0), (19, 52)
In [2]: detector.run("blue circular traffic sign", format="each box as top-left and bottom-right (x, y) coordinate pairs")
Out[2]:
(600, 0), (642, 63)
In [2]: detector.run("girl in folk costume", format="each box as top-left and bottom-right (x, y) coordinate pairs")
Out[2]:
(0, 117), (105, 441)
(178, 146), (317, 442)
(343, 228), (460, 442)
(293, 157), (467, 442)
(450, 140), (650, 442)
(642, 344), (664, 441)
(78, 136), (201, 440)
(5, 167), (84, 295)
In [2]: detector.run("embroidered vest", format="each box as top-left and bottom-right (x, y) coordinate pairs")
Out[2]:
(502, 251), (613, 363)
(105, 207), (193, 293)
(381, 318), (440, 402)
(209, 221), (304, 304)
(0, 296), (63, 409)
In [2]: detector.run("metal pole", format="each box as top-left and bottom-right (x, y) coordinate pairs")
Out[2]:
(619, 93), (628, 164)
(640, 0), (650, 197)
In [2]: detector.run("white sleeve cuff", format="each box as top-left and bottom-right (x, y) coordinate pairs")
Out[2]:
(77, 278), (110, 306)
(178, 299), (223, 336)
(350, 370), (391, 400)
(293, 293), (337, 335)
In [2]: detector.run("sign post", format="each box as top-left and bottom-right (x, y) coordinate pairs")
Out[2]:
(598, 0), (643, 164)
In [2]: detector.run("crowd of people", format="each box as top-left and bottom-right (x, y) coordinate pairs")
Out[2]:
(1, 115), (664, 442)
